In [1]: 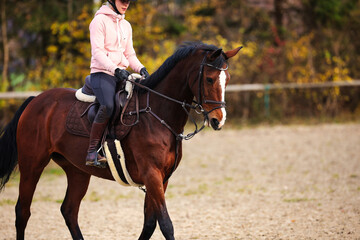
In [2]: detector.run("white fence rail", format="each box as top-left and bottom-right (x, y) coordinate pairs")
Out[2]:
(0, 91), (42, 99)
(226, 80), (360, 92)
(0, 80), (360, 99)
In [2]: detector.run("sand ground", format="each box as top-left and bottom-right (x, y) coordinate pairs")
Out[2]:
(0, 123), (360, 239)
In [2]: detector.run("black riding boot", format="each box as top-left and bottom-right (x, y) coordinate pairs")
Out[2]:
(86, 106), (109, 168)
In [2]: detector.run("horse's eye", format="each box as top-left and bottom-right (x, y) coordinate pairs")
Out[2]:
(206, 77), (214, 84)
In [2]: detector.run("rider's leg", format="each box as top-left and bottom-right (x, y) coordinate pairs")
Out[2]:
(85, 105), (109, 167)
(85, 73), (116, 167)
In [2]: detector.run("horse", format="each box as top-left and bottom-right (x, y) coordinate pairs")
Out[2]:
(0, 42), (241, 240)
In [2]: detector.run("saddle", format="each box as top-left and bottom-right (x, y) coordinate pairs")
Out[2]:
(65, 75), (139, 140)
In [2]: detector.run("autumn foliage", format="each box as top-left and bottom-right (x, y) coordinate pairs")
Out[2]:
(1, 0), (360, 123)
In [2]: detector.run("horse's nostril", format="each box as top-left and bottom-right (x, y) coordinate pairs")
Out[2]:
(210, 118), (220, 130)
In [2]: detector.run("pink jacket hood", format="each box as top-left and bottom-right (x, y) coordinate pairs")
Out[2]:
(94, 4), (124, 20)
(89, 4), (144, 75)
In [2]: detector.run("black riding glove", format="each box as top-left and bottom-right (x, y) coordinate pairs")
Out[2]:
(114, 68), (130, 82)
(140, 67), (150, 78)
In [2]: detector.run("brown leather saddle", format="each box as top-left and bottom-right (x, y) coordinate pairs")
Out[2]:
(66, 76), (139, 140)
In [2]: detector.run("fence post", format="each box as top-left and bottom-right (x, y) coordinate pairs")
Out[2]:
(264, 84), (270, 118)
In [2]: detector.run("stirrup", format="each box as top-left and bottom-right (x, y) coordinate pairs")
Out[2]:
(86, 151), (107, 168)
(97, 154), (107, 163)
(86, 158), (107, 168)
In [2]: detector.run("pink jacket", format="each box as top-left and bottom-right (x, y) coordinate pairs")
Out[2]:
(89, 5), (144, 76)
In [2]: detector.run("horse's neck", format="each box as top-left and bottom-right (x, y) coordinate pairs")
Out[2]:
(150, 63), (194, 133)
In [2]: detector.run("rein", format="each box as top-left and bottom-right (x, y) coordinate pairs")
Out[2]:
(124, 52), (227, 185)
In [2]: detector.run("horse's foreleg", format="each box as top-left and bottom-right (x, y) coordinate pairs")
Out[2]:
(139, 173), (173, 240)
(57, 161), (91, 240)
(138, 194), (157, 240)
(155, 181), (173, 239)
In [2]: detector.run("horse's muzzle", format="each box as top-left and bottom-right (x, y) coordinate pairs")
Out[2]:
(210, 118), (222, 130)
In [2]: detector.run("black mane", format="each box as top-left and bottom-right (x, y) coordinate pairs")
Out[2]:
(138, 42), (226, 90)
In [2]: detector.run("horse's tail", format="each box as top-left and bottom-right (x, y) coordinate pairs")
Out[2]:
(0, 96), (35, 191)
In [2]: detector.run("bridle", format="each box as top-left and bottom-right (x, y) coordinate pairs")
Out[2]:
(126, 51), (228, 140)
(193, 53), (228, 116)
(124, 50), (228, 186)
(126, 52), (228, 139)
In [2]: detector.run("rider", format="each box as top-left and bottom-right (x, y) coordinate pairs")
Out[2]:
(86, 0), (150, 167)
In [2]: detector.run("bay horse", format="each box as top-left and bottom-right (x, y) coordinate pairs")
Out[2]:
(0, 42), (241, 240)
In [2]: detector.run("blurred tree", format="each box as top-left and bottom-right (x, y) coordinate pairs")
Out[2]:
(0, 0), (93, 90)
(274, 0), (284, 40)
(28, 7), (93, 89)
(1, 0), (9, 91)
(301, 0), (360, 77)
(0, 0), (359, 122)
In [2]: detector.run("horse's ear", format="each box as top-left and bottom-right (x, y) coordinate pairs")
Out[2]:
(224, 46), (243, 59)
(209, 48), (223, 61)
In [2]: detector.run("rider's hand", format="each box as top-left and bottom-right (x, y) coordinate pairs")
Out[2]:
(140, 67), (150, 78)
(114, 68), (130, 82)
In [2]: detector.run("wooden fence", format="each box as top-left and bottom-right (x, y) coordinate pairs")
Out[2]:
(0, 80), (360, 99)
(225, 80), (360, 117)
(226, 80), (360, 92)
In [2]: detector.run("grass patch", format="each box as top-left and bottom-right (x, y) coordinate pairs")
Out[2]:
(165, 192), (175, 199)
(237, 187), (250, 194)
(39, 166), (65, 182)
(283, 198), (314, 203)
(86, 191), (101, 202)
(200, 163), (208, 168)
(224, 177), (233, 182)
(198, 183), (208, 192)
(0, 199), (17, 206)
(43, 167), (65, 176)
(184, 183), (209, 196)
(184, 189), (198, 196)
(114, 193), (133, 200)
(32, 195), (63, 203)
(1, 165), (64, 187)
